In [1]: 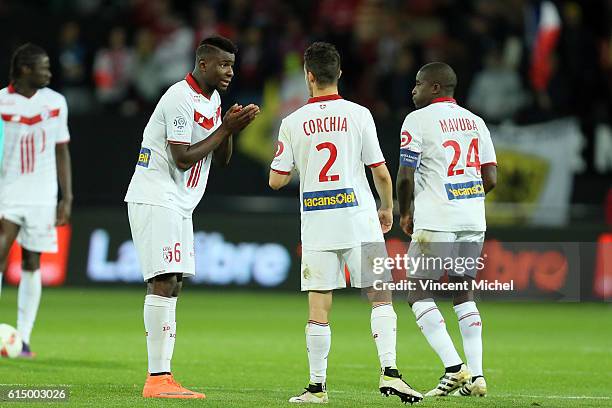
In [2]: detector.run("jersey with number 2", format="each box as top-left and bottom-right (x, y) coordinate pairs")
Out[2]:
(271, 95), (386, 251)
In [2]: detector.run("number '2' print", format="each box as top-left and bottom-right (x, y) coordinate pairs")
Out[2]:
(316, 142), (340, 182)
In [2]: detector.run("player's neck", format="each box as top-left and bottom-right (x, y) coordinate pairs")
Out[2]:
(12, 80), (37, 98)
(191, 70), (213, 96)
(428, 94), (455, 104)
(311, 85), (339, 98)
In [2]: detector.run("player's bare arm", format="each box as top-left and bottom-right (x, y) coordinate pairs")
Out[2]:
(370, 164), (393, 233)
(212, 133), (233, 167)
(268, 169), (291, 190)
(396, 166), (415, 236)
(481, 165), (497, 193)
(55, 140), (73, 226)
(170, 103), (259, 171)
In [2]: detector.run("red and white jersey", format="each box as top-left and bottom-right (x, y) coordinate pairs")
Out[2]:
(125, 73), (222, 217)
(271, 94), (386, 251)
(399, 97), (497, 232)
(0, 85), (70, 206)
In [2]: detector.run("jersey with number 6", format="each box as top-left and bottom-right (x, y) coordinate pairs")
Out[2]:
(124, 73), (222, 217)
(399, 97), (496, 232)
(271, 94), (386, 251)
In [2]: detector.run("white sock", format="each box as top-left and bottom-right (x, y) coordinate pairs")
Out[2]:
(306, 321), (331, 384)
(168, 297), (177, 363)
(454, 301), (483, 377)
(17, 269), (42, 345)
(144, 295), (175, 374)
(370, 303), (397, 368)
(0, 271), (3, 298)
(412, 299), (462, 368)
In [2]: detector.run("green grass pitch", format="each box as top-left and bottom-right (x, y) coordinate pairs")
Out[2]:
(1, 287), (611, 407)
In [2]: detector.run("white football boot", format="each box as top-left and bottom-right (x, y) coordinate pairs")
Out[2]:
(289, 383), (328, 403)
(379, 367), (423, 404)
(424, 364), (471, 396)
(453, 376), (487, 397)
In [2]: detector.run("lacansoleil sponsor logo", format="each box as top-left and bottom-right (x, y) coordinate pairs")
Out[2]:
(302, 188), (358, 211)
(444, 180), (485, 200)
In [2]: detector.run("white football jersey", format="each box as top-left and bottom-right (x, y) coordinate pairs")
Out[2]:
(271, 95), (386, 251)
(125, 74), (222, 217)
(399, 97), (497, 232)
(0, 85), (70, 206)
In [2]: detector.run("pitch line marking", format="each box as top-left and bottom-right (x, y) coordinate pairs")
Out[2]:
(197, 389), (611, 400)
(499, 394), (611, 400)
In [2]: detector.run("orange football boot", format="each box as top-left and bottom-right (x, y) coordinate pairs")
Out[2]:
(142, 374), (205, 399)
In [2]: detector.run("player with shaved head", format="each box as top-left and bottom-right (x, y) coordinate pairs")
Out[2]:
(411, 62), (458, 108)
(397, 62), (498, 397)
(125, 35), (259, 399)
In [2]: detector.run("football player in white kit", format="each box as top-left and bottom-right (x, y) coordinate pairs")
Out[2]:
(0, 44), (73, 358)
(269, 42), (423, 404)
(125, 36), (259, 399)
(397, 62), (497, 397)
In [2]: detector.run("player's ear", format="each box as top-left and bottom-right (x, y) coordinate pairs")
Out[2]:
(307, 71), (316, 84)
(431, 82), (441, 95)
(338, 69), (342, 80)
(198, 58), (207, 72)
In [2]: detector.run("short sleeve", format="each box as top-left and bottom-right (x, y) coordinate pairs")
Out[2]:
(56, 96), (70, 144)
(163, 89), (194, 145)
(399, 112), (423, 167)
(361, 109), (385, 167)
(479, 121), (497, 167)
(270, 120), (294, 174)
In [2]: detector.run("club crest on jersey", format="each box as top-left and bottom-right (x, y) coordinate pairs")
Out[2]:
(400, 131), (412, 147)
(162, 246), (173, 263)
(137, 147), (151, 168)
(275, 141), (284, 157)
(444, 180), (485, 200)
(194, 110), (213, 129)
(302, 188), (359, 211)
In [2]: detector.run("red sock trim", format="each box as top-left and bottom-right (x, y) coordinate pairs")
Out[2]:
(415, 306), (439, 321)
(372, 302), (392, 309)
(458, 312), (481, 321)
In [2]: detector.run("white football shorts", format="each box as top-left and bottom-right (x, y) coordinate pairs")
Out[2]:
(127, 202), (195, 281)
(301, 242), (391, 291)
(406, 229), (485, 280)
(0, 205), (58, 253)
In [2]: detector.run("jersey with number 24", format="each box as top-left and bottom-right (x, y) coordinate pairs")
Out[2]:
(399, 97), (497, 232)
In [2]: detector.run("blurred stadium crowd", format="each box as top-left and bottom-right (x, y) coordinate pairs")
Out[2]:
(1, 0), (610, 125)
(0, 1), (609, 293)
(0, 0), (610, 212)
